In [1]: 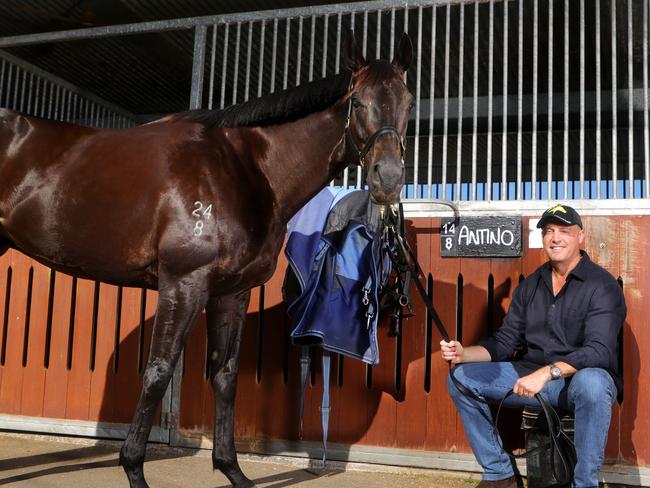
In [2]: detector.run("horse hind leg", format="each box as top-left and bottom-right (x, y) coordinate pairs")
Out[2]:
(119, 273), (209, 488)
(206, 291), (255, 488)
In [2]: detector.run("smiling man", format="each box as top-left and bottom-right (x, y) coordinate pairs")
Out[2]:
(440, 204), (626, 488)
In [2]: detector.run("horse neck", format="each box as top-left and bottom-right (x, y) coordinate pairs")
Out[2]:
(261, 103), (349, 223)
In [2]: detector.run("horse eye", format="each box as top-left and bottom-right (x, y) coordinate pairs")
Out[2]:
(408, 101), (416, 112)
(352, 96), (363, 109)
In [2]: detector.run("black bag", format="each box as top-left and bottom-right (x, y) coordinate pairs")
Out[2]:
(496, 391), (577, 488)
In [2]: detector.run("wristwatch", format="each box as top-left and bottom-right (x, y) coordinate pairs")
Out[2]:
(549, 363), (562, 380)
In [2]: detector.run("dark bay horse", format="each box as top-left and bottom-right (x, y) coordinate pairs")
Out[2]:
(0, 31), (413, 487)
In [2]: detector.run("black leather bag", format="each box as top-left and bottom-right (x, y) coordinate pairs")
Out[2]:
(496, 391), (577, 487)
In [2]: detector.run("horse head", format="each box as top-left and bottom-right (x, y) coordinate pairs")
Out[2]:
(341, 31), (413, 205)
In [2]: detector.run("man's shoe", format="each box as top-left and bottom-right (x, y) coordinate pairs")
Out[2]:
(475, 476), (517, 488)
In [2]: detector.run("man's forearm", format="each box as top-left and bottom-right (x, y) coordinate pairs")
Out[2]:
(459, 345), (492, 363)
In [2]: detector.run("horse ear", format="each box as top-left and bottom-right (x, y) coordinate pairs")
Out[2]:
(391, 32), (413, 73)
(341, 29), (367, 71)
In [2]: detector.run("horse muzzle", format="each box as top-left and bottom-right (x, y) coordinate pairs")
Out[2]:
(366, 158), (405, 205)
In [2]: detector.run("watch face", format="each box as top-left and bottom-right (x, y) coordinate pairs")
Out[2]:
(550, 365), (561, 379)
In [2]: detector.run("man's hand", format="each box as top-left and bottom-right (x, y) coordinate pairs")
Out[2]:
(513, 366), (551, 398)
(440, 340), (464, 364)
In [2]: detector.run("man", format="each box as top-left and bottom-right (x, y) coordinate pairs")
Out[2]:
(441, 204), (626, 488)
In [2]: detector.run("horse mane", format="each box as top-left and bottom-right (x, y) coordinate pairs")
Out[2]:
(164, 69), (352, 128)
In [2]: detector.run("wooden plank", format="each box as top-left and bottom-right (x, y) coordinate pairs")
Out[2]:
(113, 287), (147, 423)
(88, 283), (118, 421)
(619, 216), (650, 465)
(179, 308), (208, 431)
(0, 250), (10, 391)
(65, 278), (95, 420)
(425, 216), (461, 453)
(42, 272), (73, 419)
(394, 217), (433, 450)
(582, 216), (623, 461)
(233, 285), (261, 440)
(0, 251), (31, 414)
(254, 256), (295, 440)
(20, 262), (52, 417)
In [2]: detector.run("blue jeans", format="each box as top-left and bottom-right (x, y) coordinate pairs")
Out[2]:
(448, 362), (616, 488)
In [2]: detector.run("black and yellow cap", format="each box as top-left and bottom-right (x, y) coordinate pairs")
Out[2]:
(536, 204), (583, 229)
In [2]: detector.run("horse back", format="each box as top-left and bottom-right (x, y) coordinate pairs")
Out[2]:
(0, 112), (282, 292)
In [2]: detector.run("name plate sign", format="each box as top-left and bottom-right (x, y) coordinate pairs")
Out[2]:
(440, 216), (522, 257)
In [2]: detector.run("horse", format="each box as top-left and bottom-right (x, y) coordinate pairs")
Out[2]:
(0, 31), (413, 487)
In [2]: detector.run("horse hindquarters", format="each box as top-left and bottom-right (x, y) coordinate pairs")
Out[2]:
(206, 291), (255, 488)
(120, 272), (210, 488)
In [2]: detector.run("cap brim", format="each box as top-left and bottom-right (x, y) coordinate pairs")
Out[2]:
(536, 215), (580, 228)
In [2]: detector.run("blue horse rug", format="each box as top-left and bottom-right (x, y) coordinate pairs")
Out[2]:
(283, 187), (391, 463)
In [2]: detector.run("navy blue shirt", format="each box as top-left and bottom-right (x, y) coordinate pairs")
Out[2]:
(480, 252), (626, 398)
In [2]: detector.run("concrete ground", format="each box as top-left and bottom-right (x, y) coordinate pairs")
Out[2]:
(0, 432), (480, 487)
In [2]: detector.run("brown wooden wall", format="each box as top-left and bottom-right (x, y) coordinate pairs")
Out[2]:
(0, 215), (648, 467)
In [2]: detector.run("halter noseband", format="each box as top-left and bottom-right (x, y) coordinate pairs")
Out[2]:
(343, 89), (406, 168)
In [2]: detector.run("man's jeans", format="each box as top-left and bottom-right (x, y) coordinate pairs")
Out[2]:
(448, 362), (616, 488)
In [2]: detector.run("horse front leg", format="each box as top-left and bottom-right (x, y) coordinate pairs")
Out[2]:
(120, 275), (209, 488)
(206, 291), (254, 488)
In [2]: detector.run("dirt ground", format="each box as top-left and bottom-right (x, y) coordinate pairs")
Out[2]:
(0, 432), (634, 487)
(0, 432), (480, 487)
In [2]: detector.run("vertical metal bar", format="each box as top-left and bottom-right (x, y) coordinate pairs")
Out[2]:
(46, 81), (53, 119)
(643, 0), (650, 198)
(339, 11), (346, 188)
(376, 9), (382, 59)
(335, 13), (342, 73)
(208, 24), (217, 109)
(190, 25), (207, 110)
(390, 8), (395, 60)
(5, 63), (14, 110)
(612, 0), (618, 198)
(296, 17), (303, 87)
(232, 22), (242, 104)
(26, 72), (33, 115)
(502, 0), (509, 200)
(220, 23), (229, 109)
(363, 10), (369, 57)
(472, 2), (480, 200)
(547, 0), (553, 199)
(596, 0), (602, 198)
(53, 85), (60, 121)
(627, 0), (634, 198)
(414, 6), (423, 198)
(283, 19), (290, 90)
(270, 19), (278, 93)
(531, 0), (538, 199)
(358, 11), (369, 189)
(337, 13), (348, 188)
(579, 0), (585, 199)
(487, 0), (495, 200)
(517, 0), (523, 200)
(562, 0), (570, 200)
(257, 20), (266, 98)
(0, 59), (5, 105)
(455, 4), (465, 199)
(322, 14), (329, 78)
(33, 76), (41, 118)
(17, 67), (25, 113)
(427, 5), (437, 198)
(441, 3), (451, 200)
(244, 22), (253, 101)
(309, 15), (316, 81)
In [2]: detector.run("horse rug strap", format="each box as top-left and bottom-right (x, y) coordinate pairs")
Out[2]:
(284, 187), (389, 464)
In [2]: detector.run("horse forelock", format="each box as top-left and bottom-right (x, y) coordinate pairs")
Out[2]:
(160, 69), (353, 129)
(355, 60), (403, 88)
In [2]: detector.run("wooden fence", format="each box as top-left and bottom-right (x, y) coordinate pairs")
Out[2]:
(0, 215), (648, 469)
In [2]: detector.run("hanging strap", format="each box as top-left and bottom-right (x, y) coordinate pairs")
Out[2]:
(320, 350), (331, 465)
(298, 347), (311, 440)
